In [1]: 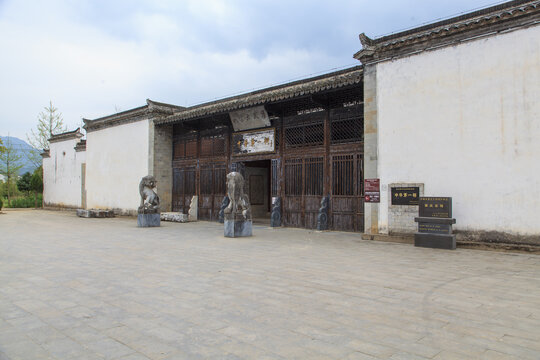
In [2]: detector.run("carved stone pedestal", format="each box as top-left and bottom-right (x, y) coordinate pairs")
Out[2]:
(224, 216), (252, 237)
(138, 213), (160, 227)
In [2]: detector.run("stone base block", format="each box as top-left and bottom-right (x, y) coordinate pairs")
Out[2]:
(94, 209), (115, 218)
(138, 213), (161, 227)
(77, 209), (92, 218)
(77, 209), (115, 218)
(161, 212), (189, 223)
(224, 219), (252, 237)
(415, 233), (456, 250)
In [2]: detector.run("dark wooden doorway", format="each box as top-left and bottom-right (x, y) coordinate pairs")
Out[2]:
(172, 166), (196, 213)
(199, 162), (227, 221)
(243, 160), (272, 221)
(283, 156), (324, 229)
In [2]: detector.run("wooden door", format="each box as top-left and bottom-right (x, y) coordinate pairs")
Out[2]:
(283, 157), (323, 229)
(284, 159), (303, 227)
(172, 166), (196, 213)
(199, 163), (226, 221)
(330, 154), (364, 232)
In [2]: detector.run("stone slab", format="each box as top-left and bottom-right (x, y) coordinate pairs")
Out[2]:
(77, 209), (115, 218)
(161, 212), (188, 223)
(76, 209), (93, 218)
(414, 232), (456, 250)
(188, 196), (198, 221)
(137, 213), (161, 227)
(93, 210), (115, 218)
(224, 219), (252, 237)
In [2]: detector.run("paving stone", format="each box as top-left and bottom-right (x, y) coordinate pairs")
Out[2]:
(84, 338), (137, 360)
(41, 337), (89, 359)
(0, 210), (539, 360)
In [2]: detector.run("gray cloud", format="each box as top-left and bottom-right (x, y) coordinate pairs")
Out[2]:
(0, 0), (499, 140)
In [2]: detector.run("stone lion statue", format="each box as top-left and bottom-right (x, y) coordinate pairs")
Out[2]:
(224, 172), (251, 220)
(138, 175), (160, 213)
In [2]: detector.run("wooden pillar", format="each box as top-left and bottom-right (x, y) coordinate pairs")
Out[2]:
(278, 116), (285, 200)
(324, 108), (331, 196)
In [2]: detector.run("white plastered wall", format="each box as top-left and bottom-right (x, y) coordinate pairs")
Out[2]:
(375, 25), (540, 235)
(43, 138), (86, 208)
(86, 120), (150, 213)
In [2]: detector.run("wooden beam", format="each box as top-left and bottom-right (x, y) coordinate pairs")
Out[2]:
(310, 94), (329, 109)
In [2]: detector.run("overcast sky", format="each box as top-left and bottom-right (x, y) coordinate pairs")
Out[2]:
(1, 0), (505, 141)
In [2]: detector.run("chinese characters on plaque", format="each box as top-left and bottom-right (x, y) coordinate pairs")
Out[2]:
(391, 187), (420, 206)
(418, 197), (452, 218)
(229, 106), (271, 131)
(232, 128), (275, 155)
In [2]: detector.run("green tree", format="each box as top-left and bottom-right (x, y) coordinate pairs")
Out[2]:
(17, 172), (32, 194)
(30, 166), (43, 208)
(0, 138), (6, 154)
(0, 136), (23, 205)
(26, 101), (66, 168)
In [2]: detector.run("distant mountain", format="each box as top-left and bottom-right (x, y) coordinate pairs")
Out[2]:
(0, 136), (39, 176)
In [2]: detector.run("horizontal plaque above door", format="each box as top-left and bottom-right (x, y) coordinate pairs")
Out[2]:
(229, 106), (271, 131)
(232, 128), (275, 156)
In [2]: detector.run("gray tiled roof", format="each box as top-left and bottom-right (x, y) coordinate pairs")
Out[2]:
(156, 66), (363, 124)
(355, 0), (540, 63)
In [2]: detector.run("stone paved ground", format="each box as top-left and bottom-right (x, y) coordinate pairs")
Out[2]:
(1, 210), (539, 360)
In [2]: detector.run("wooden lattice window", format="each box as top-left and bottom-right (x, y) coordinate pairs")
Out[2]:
(332, 155), (354, 196)
(284, 118), (324, 148)
(174, 136), (198, 159)
(200, 138), (213, 157)
(331, 118), (362, 144)
(271, 159), (280, 197)
(185, 139), (197, 158)
(214, 137), (225, 156)
(330, 106), (363, 144)
(285, 159), (303, 196)
(200, 135), (225, 157)
(174, 141), (185, 158)
(304, 157), (323, 196)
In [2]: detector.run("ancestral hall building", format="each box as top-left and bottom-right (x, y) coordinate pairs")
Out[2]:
(43, 0), (540, 244)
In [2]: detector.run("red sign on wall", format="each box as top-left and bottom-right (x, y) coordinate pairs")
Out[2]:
(364, 179), (380, 203)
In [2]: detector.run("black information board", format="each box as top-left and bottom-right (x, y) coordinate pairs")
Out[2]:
(391, 187), (420, 205)
(419, 197), (452, 218)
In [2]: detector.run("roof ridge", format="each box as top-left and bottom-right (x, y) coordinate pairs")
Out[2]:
(373, 0), (538, 44)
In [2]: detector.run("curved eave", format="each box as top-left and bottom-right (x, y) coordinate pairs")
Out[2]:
(355, 0), (540, 64)
(156, 67), (363, 125)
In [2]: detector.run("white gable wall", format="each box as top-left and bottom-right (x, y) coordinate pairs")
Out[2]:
(375, 25), (540, 235)
(85, 120), (150, 213)
(43, 138), (86, 208)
